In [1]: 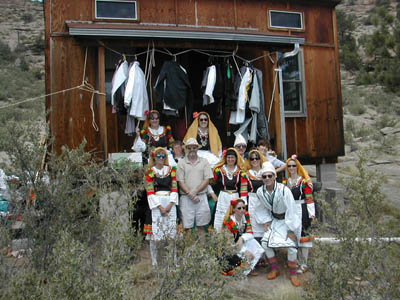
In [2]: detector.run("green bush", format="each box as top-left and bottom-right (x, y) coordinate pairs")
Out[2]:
(22, 13), (33, 24)
(0, 122), (237, 299)
(375, 115), (398, 129)
(306, 151), (400, 299)
(0, 40), (16, 65)
(347, 101), (366, 116)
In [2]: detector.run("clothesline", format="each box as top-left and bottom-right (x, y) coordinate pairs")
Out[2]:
(98, 40), (275, 65)
(0, 48), (105, 132)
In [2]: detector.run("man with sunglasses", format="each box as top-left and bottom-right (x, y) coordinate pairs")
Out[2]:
(255, 162), (302, 287)
(177, 138), (213, 236)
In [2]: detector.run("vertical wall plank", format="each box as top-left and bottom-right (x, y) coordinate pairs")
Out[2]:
(98, 46), (108, 159)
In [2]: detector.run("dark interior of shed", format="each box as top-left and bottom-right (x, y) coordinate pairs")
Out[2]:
(104, 45), (272, 152)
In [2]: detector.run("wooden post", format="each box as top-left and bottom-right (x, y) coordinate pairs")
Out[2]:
(98, 46), (108, 159)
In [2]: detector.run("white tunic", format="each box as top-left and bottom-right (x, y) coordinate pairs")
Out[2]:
(124, 61), (149, 121)
(256, 182), (301, 248)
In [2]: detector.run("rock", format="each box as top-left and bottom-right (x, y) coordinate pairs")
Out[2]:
(380, 127), (400, 135)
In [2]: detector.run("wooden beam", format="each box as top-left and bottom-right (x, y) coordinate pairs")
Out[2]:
(98, 46), (108, 159)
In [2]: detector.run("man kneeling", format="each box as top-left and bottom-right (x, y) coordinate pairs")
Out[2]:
(255, 162), (302, 287)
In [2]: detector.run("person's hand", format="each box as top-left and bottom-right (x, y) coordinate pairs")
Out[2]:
(192, 195), (200, 203)
(159, 206), (167, 216)
(165, 203), (174, 213)
(188, 190), (197, 200)
(287, 232), (297, 243)
(211, 193), (218, 202)
(135, 126), (140, 135)
(264, 222), (271, 232)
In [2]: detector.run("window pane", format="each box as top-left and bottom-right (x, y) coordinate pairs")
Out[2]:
(283, 82), (302, 112)
(97, 1), (136, 19)
(281, 55), (300, 81)
(270, 11), (302, 29)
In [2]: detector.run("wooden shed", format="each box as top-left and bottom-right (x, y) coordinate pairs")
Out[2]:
(44, 0), (344, 168)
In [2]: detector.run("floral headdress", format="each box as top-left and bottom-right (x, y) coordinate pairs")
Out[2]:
(142, 110), (160, 130)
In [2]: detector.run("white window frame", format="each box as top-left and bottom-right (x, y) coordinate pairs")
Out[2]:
(281, 49), (307, 117)
(95, 0), (138, 21)
(269, 10), (304, 30)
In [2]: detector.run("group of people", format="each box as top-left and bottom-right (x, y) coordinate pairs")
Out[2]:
(137, 110), (315, 287)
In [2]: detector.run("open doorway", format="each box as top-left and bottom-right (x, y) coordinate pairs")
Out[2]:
(104, 44), (275, 152)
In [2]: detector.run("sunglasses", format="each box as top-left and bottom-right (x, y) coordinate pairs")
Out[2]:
(186, 146), (198, 150)
(150, 117), (159, 120)
(288, 164), (297, 168)
(199, 118), (208, 122)
(236, 206), (245, 210)
(262, 174), (274, 179)
(236, 145), (246, 149)
(155, 153), (166, 159)
(250, 157), (260, 161)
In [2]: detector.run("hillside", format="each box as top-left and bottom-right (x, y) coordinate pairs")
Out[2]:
(0, 0), (399, 208)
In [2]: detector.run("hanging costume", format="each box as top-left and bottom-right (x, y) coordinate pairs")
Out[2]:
(111, 59), (129, 115)
(154, 61), (192, 111)
(124, 61), (149, 135)
(202, 65), (216, 106)
(229, 67), (252, 125)
(233, 66), (269, 143)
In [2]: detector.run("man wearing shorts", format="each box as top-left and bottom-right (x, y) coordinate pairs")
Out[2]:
(177, 138), (212, 236)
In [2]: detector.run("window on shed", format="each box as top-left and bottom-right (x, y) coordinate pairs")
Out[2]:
(95, 0), (138, 20)
(280, 49), (307, 117)
(269, 10), (303, 30)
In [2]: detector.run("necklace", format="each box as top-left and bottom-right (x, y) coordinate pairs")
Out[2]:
(148, 126), (163, 142)
(197, 128), (209, 147)
(153, 166), (167, 178)
(288, 176), (300, 188)
(223, 165), (237, 180)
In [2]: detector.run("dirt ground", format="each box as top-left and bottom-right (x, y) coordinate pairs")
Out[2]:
(134, 244), (306, 300)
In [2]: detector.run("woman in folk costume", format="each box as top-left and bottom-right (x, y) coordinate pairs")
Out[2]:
(144, 147), (179, 266)
(283, 154), (315, 274)
(244, 149), (269, 239)
(222, 198), (264, 276)
(133, 110), (175, 164)
(183, 111), (222, 168)
(212, 148), (247, 232)
(255, 161), (302, 287)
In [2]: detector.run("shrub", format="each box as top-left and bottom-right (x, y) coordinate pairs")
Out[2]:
(347, 101), (366, 116)
(0, 40), (16, 65)
(375, 115), (398, 129)
(0, 122), (236, 299)
(22, 13), (33, 24)
(306, 150), (400, 299)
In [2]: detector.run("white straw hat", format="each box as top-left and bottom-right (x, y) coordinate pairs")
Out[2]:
(260, 161), (277, 176)
(183, 138), (200, 149)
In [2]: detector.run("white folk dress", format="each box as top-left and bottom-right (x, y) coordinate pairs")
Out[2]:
(256, 182), (301, 248)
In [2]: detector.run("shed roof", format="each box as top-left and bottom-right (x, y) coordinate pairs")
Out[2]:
(67, 22), (305, 45)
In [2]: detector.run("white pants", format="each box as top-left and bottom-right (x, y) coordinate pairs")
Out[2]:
(264, 246), (297, 262)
